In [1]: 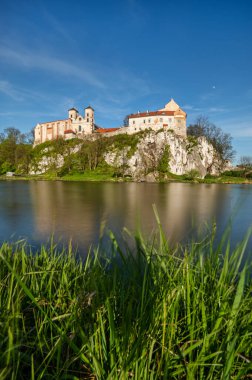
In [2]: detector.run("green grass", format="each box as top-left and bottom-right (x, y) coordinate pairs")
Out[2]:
(199, 176), (252, 184)
(0, 222), (252, 379)
(60, 166), (117, 181)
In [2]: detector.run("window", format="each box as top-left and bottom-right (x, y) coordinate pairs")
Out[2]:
(160, 118), (163, 122)
(79, 125), (82, 132)
(143, 119), (146, 123)
(133, 120), (135, 124)
(178, 119), (181, 123)
(169, 118), (172, 123)
(87, 113), (89, 117)
(87, 118), (89, 122)
(79, 117), (81, 121)
(148, 119), (151, 123)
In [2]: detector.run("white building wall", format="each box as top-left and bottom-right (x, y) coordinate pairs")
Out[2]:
(128, 115), (176, 133)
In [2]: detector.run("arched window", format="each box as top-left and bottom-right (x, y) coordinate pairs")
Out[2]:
(79, 125), (82, 132)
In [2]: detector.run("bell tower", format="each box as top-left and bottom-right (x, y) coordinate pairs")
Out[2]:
(84, 106), (95, 130)
(68, 107), (78, 120)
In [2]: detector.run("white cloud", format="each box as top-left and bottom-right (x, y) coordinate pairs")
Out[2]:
(207, 107), (228, 113)
(218, 116), (252, 137)
(0, 79), (55, 103)
(0, 80), (23, 101)
(0, 45), (105, 89)
(182, 104), (201, 111)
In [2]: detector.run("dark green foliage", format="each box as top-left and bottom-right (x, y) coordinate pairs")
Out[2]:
(223, 169), (252, 179)
(204, 173), (217, 179)
(223, 170), (246, 177)
(157, 145), (170, 173)
(0, 128), (32, 174)
(183, 169), (201, 180)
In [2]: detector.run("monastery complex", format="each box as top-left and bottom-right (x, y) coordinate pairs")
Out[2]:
(33, 99), (187, 146)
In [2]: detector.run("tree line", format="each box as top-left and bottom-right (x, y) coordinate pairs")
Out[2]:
(0, 128), (33, 175)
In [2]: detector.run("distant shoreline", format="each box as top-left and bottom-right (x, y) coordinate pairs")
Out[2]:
(1, 174), (252, 185)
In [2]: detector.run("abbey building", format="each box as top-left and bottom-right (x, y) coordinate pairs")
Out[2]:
(33, 99), (187, 146)
(33, 106), (96, 146)
(127, 99), (186, 137)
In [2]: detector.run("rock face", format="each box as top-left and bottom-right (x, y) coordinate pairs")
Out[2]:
(29, 130), (225, 180)
(104, 131), (224, 180)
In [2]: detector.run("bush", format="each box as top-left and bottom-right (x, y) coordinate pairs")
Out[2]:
(222, 170), (246, 177)
(183, 169), (200, 180)
(157, 145), (170, 173)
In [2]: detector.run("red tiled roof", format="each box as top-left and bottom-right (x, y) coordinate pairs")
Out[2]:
(95, 128), (119, 133)
(128, 110), (175, 118)
(64, 129), (76, 134)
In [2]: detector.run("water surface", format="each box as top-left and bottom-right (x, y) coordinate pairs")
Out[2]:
(0, 181), (251, 256)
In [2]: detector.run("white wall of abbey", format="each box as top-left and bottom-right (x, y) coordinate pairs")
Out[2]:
(127, 99), (187, 138)
(128, 114), (176, 132)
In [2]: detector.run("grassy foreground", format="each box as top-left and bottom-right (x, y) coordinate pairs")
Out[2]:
(0, 227), (252, 379)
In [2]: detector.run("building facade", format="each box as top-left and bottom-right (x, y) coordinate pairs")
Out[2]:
(127, 99), (187, 137)
(33, 99), (187, 145)
(33, 106), (95, 146)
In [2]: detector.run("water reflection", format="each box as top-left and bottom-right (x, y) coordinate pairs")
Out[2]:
(0, 181), (251, 256)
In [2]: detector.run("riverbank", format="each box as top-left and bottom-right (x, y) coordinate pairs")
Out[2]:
(1, 171), (252, 184)
(1, 229), (252, 379)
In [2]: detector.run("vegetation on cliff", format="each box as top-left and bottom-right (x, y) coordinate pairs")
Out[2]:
(1, 123), (251, 183)
(0, 224), (252, 379)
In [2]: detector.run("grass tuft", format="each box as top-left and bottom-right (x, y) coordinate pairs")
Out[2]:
(0, 227), (252, 379)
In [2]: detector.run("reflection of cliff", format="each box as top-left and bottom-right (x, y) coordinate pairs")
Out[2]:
(29, 181), (232, 252)
(93, 183), (231, 244)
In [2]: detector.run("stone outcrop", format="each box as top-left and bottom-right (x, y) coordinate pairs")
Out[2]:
(29, 130), (226, 180)
(104, 131), (224, 180)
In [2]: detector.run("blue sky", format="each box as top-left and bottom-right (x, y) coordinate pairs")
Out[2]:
(0, 0), (251, 161)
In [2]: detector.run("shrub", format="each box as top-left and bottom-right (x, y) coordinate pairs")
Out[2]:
(183, 169), (201, 180)
(157, 145), (170, 173)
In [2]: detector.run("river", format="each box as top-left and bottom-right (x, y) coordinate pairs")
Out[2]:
(0, 181), (251, 257)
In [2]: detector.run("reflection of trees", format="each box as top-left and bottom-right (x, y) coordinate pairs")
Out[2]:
(29, 181), (103, 251)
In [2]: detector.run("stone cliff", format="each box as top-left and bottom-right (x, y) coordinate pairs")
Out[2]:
(30, 130), (226, 180)
(104, 130), (224, 180)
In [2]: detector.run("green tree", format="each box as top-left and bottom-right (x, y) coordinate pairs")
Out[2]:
(0, 127), (33, 174)
(157, 145), (170, 173)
